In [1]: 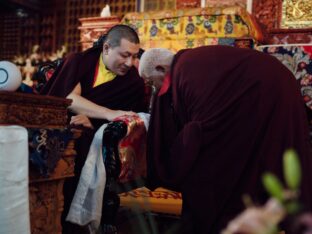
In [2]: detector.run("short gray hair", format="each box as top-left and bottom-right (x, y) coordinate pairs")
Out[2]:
(139, 48), (174, 78)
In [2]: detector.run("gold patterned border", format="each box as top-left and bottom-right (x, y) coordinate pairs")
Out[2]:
(281, 0), (312, 29)
(138, 0), (176, 12)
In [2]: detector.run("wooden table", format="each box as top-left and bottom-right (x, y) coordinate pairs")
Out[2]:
(0, 91), (78, 234)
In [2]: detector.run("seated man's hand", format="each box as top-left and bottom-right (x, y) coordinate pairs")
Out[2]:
(106, 110), (138, 121)
(70, 114), (94, 129)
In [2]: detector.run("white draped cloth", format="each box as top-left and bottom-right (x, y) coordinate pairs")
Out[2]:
(66, 124), (107, 233)
(0, 126), (30, 234)
(66, 113), (150, 233)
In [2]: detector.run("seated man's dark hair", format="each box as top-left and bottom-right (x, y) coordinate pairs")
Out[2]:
(93, 34), (106, 48)
(105, 24), (140, 48)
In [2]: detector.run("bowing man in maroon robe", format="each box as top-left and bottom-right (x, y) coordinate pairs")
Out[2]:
(139, 47), (312, 234)
(41, 25), (145, 233)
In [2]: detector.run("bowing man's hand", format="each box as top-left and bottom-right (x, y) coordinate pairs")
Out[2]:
(70, 114), (94, 129)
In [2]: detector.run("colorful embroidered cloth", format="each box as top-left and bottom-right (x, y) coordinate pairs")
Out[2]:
(257, 45), (312, 110)
(115, 115), (182, 216)
(113, 115), (148, 184)
(28, 128), (72, 177)
(119, 187), (182, 215)
(122, 6), (263, 51)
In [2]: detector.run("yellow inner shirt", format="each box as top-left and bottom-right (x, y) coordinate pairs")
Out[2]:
(93, 53), (117, 87)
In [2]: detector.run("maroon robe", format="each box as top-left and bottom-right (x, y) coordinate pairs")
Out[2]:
(41, 46), (145, 233)
(41, 47), (145, 127)
(147, 45), (312, 234)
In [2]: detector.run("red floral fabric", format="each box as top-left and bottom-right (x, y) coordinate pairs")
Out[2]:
(114, 115), (147, 183)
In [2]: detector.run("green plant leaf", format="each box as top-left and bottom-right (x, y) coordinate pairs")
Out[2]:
(283, 149), (301, 190)
(284, 200), (301, 215)
(262, 173), (284, 201)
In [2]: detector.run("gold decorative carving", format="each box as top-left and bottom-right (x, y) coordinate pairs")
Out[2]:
(281, 0), (312, 28)
(29, 180), (64, 234)
(252, 1), (312, 43)
(143, 0), (176, 11)
(78, 16), (121, 51)
(28, 132), (80, 233)
(176, 0), (200, 9)
(205, 0), (246, 7)
(0, 104), (67, 127)
(253, 0), (281, 30)
(0, 91), (71, 128)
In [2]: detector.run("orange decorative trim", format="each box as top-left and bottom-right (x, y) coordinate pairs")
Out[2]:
(120, 187), (182, 215)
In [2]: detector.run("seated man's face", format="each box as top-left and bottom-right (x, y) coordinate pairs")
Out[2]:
(104, 38), (140, 76)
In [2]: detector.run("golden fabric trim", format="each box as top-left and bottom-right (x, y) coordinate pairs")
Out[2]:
(281, 0), (312, 29)
(122, 6), (263, 50)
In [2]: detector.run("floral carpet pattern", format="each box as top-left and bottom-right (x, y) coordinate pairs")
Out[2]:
(257, 45), (312, 110)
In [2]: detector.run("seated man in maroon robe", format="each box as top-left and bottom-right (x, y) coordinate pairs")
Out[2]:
(41, 25), (145, 233)
(139, 47), (312, 234)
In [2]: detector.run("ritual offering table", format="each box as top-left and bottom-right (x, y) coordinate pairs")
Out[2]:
(0, 91), (78, 234)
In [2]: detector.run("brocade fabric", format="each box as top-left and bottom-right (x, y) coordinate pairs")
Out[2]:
(122, 6), (263, 51)
(28, 128), (72, 177)
(257, 45), (312, 110)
